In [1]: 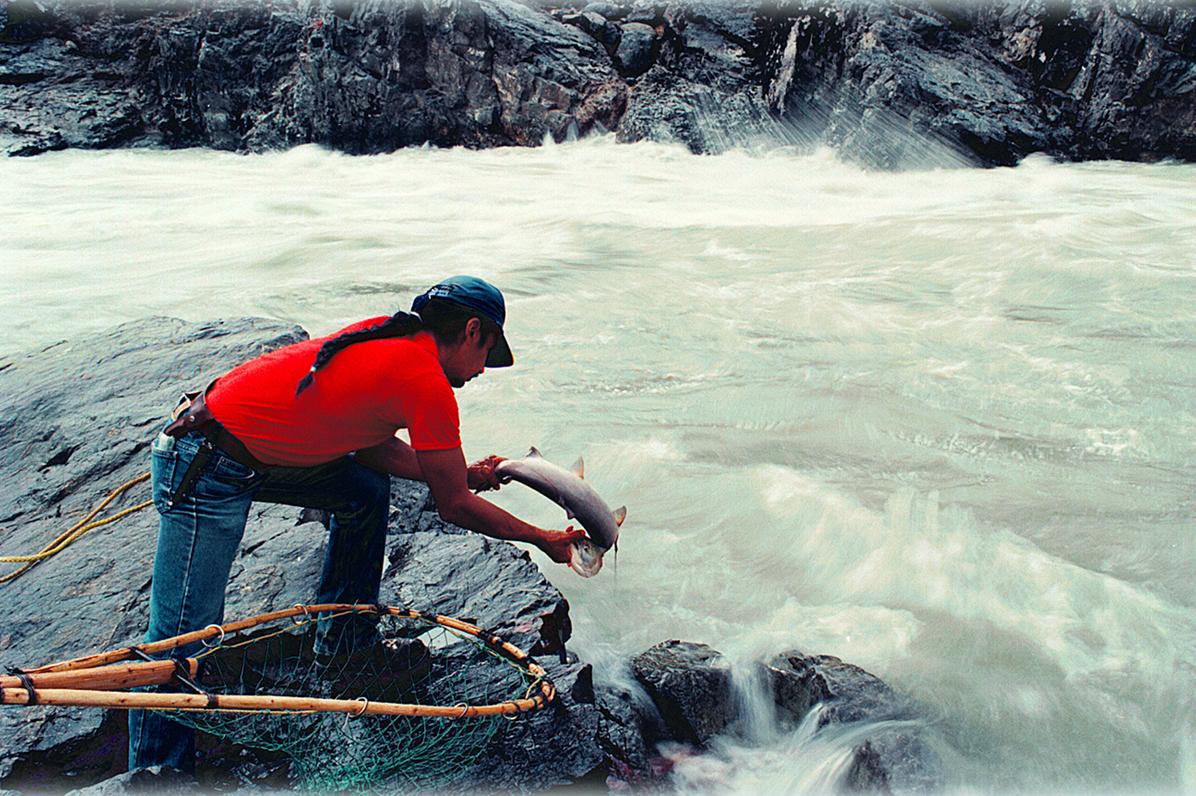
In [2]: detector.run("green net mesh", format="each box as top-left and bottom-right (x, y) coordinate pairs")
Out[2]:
(150, 610), (539, 791)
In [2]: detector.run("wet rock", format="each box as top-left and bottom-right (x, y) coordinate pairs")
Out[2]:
(768, 650), (942, 792)
(621, 642), (942, 790)
(768, 651), (911, 727)
(458, 660), (604, 790)
(595, 679), (668, 786)
(614, 21), (658, 77)
(630, 640), (735, 745)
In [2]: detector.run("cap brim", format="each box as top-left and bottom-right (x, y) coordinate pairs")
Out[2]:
(487, 333), (514, 368)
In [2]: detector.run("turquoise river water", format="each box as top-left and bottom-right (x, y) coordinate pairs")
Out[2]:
(2, 139), (1194, 794)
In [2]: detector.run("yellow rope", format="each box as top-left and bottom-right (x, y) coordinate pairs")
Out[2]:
(0, 472), (152, 584)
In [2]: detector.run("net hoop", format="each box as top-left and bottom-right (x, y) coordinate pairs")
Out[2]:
(1, 603), (555, 718)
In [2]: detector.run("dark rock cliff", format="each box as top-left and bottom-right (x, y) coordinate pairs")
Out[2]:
(1, 0), (1193, 167)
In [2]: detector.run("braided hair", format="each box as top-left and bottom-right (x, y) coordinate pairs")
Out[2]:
(294, 299), (501, 397)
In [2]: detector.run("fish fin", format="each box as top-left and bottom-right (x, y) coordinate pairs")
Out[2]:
(612, 506), (627, 527)
(571, 456), (585, 479)
(564, 506), (575, 520)
(526, 446), (543, 458)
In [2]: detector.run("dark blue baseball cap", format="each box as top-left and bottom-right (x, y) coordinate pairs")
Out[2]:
(412, 275), (514, 367)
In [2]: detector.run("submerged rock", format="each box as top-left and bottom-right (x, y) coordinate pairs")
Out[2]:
(630, 640), (736, 745)
(625, 641), (942, 792)
(768, 650), (942, 792)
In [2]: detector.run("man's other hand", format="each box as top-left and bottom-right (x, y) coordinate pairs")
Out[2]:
(539, 526), (587, 565)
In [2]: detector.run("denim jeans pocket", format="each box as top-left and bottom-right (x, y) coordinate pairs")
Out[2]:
(198, 451), (264, 501)
(150, 445), (179, 514)
(211, 452), (259, 483)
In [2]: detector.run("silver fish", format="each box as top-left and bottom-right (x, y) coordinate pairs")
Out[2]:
(495, 447), (627, 578)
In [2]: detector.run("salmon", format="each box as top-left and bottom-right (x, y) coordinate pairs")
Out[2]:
(495, 448), (627, 578)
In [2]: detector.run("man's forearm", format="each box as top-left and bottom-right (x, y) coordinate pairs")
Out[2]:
(439, 492), (544, 546)
(356, 440), (538, 540)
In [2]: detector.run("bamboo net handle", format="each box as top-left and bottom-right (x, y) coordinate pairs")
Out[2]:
(27, 604), (541, 674)
(0, 686), (549, 717)
(6, 603), (556, 716)
(0, 659), (196, 693)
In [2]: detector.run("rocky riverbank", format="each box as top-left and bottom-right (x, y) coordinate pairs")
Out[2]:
(1, 0), (1193, 168)
(0, 318), (939, 792)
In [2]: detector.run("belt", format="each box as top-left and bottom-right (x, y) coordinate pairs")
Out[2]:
(161, 386), (269, 508)
(163, 388), (269, 472)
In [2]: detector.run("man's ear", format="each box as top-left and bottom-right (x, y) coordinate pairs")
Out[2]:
(465, 316), (483, 343)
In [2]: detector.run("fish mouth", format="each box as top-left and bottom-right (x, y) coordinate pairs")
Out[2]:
(569, 538), (604, 578)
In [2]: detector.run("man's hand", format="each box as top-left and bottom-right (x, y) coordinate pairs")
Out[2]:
(538, 526), (588, 565)
(467, 454), (508, 493)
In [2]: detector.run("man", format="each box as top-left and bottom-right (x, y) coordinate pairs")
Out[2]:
(129, 275), (583, 772)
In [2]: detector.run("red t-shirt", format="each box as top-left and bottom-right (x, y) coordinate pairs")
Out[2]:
(206, 318), (461, 467)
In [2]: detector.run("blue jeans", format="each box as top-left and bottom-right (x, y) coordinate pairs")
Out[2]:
(127, 429), (391, 772)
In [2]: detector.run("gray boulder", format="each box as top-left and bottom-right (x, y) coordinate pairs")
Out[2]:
(614, 21), (658, 76)
(595, 679), (669, 787)
(629, 640), (735, 745)
(459, 660), (603, 790)
(769, 651), (912, 727)
(626, 641), (942, 792)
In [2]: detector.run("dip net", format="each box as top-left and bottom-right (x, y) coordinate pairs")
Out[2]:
(1, 604), (554, 792)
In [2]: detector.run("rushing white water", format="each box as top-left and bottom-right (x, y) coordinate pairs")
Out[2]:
(2, 138), (1194, 793)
